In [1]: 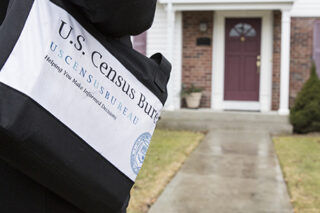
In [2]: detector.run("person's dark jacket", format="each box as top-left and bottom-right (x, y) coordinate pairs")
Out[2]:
(66, 0), (157, 37)
(0, 0), (159, 212)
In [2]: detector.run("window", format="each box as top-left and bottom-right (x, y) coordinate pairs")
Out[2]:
(229, 23), (256, 37)
(314, 20), (320, 77)
(133, 32), (147, 56)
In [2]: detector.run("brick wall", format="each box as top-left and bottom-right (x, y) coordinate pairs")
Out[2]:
(182, 11), (213, 108)
(272, 11), (281, 110)
(289, 17), (320, 107)
(182, 11), (319, 110)
(272, 13), (320, 110)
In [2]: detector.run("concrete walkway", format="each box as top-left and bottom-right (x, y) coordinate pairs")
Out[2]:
(149, 129), (293, 213)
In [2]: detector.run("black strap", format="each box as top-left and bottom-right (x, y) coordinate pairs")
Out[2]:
(0, 0), (9, 25)
(151, 53), (172, 93)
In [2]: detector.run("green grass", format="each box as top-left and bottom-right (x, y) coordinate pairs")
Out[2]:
(273, 135), (320, 213)
(127, 129), (204, 213)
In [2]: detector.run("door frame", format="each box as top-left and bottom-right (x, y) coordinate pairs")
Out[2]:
(211, 11), (273, 112)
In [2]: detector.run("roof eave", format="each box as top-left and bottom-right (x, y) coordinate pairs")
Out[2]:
(158, 0), (295, 11)
(159, 0), (295, 4)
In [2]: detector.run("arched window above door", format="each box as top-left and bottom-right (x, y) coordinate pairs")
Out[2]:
(229, 23), (256, 37)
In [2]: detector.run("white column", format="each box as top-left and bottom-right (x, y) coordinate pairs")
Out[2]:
(172, 12), (183, 110)
(164, 3), (175, 110)
(260, 12), (273, 112)
(278, 10), (291, 115)
(211, 12), (224, 111)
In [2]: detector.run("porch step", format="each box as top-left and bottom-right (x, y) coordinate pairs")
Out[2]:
(157, 109), (293, 135)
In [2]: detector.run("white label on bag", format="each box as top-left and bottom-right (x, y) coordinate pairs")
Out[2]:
(0, 0), (163, 181)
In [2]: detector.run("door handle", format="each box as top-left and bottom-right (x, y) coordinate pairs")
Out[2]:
(256, 61), (261, 67)
(256, 55), (261, 74)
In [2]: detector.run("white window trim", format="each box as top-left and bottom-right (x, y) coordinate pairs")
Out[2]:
(211, 10), (273, 112)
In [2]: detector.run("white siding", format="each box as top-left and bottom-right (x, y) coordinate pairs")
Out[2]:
(291, 0), (320, 17)
(147, 4), (167, 57)
(147, 4), (182, 109)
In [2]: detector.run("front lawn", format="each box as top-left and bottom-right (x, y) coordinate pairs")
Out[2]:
(127, 129), (204, 213)
(273, 135), (320, 213)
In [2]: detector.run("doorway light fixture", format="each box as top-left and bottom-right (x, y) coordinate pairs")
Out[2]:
(199, 22), (208, 32)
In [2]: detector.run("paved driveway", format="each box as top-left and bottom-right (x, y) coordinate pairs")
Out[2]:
(149, 129), (293, 213)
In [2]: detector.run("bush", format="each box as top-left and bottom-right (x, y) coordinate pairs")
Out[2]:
(290, 63), (320, 133)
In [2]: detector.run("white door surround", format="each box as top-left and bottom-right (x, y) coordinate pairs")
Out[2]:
(212, 11), (273, 112)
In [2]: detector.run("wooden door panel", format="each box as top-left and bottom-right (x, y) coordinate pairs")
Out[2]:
(225, 56), (241, 93)
(244, 56), (258, 90)
(245, 40), (259, 52)
(224, 18), (261, 101)
(229, 41), (241, 52)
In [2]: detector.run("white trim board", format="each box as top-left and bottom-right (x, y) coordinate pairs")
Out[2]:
(223, 101), (260, 111)
(211, 11), (273, 112)
(161, 1), (294, 11)
(290, 0), (320, 17)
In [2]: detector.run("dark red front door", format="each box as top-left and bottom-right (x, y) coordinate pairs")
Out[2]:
(224, 18), (261, 101)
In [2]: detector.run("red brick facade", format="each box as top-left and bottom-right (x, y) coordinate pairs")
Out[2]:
(272, 11), (281, 110)
(271, 13), (319, 110)
(289, 17), (320, 107)
(182, 11), (319, 110)
(182, 11), (213, 108)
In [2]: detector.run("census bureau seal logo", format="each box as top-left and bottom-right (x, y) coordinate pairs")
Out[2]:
(131, 132), (152, 175)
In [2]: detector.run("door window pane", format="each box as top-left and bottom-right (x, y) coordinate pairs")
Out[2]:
(229, 23), (256, 37)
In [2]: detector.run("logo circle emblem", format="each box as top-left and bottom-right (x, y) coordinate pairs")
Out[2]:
(131, 132), (152, 175)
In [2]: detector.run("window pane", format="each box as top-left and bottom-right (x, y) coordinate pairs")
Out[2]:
(246, 28), (256, 37)
(230, 28), (240, 37)
(133, 32), (147, 55)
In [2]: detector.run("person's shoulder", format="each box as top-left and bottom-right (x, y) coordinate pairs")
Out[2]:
(62, 0), (157, 37)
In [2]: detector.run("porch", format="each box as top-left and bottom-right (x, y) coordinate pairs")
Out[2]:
(158, 109), (293, 134)
(159, 0), (295, 115)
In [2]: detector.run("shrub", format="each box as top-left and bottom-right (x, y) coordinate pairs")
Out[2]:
(290, 63), (320, 133)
